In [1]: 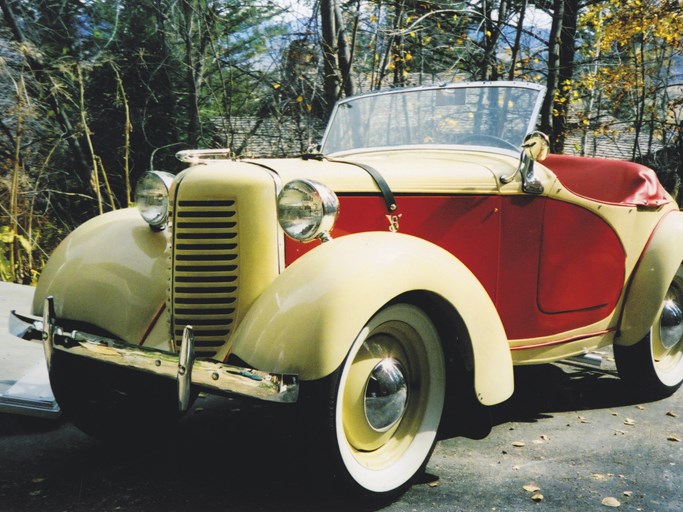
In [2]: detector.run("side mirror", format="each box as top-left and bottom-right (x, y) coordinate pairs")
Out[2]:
(522, 131), (550, 162)
(500, 131), (549, 194)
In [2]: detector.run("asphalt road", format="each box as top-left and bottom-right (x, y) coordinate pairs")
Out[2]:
(0, 284), (682, 512)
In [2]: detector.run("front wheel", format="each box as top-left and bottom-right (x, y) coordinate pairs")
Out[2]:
(615, 265), (683, 398)
(301, 303), (446, 500)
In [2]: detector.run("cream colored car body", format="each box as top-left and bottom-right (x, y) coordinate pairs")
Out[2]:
(31, 145), (681, 408)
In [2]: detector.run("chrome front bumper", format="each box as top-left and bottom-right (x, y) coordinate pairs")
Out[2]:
(10, 297), (299, 411)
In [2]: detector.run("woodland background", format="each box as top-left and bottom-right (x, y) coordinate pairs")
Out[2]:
(0, 0), (681, 283)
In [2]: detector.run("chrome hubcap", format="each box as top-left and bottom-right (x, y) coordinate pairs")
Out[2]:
(364, 358), (408, 432)
(660, 298), (683, 350)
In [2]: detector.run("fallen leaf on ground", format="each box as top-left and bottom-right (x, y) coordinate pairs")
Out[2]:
(523, 484), (541, 493)
(667, 434), (681, 442)
(531, 492), (544, 502)
(424, 474), (440, 487)
(666, 411), (678, 418)
(512, 441), (525, 447)
(635, 405), (645, 410)
(623, 418), (636, 426)
(623, 491), (633, 497)
(592, 473), (614, 481)
(602, 496), (621, 507)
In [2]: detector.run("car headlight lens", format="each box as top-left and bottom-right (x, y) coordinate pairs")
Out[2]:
(135, 171), (175, 229)
(277, 179), (339, 242)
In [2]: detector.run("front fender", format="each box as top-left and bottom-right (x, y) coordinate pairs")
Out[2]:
(33, 208), (169, 347)
(617, 210), (683, 346)
(230, 232), (513, 406)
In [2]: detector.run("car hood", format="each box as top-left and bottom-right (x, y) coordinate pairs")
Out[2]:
(248, 148), (521, 195)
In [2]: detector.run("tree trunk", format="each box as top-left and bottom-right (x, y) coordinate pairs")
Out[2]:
(540, 0), (563, 138)
(551, 0), (579, 153)
(320, 0), (340, 115)
(181, 0), (200, 147)
(508, 0), (527, 80)
(334, 0), (354, 97)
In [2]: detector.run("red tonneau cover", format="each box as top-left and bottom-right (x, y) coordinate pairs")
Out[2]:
(543, 154), (670, 207)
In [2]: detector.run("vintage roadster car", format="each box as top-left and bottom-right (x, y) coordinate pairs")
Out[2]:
(9, 81), (683, 499)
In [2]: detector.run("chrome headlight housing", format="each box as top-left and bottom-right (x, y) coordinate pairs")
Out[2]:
(277, 179), (340, 242)
(135, 171), (175, 230)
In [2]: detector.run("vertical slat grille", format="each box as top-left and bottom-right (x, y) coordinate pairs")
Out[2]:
(172, 199), (238, 357)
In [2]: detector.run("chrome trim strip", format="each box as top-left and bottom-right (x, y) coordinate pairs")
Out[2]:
(9, 301), (299, 405)
(176, 149), (235, 164)
(509, 328), (615, 351)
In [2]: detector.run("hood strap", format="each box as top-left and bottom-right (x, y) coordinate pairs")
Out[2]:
(324, 157), (397, 214)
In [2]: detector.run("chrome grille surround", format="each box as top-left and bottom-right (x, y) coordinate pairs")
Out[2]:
(170, 198), (239, 357)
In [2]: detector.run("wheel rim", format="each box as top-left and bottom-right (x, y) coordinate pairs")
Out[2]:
(336, 304), (445, 493)
(653, 272), (683, 375)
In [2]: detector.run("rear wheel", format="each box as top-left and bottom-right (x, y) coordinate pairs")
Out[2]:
(302, 303), (446, 500)
(615, 265), (683, 398)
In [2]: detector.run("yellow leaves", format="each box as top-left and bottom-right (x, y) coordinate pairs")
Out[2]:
(581, 0), (683, 49)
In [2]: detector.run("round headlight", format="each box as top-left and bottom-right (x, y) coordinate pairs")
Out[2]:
(135, 171), (175, 229)
(277, 179), (339, 242)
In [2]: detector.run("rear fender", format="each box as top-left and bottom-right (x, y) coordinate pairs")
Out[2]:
(617, 210), (683, 346)
(229, 232), (513, 406)
(32, 208), (170, 348)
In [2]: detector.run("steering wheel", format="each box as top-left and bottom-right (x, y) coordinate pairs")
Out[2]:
(458, 134), (519, 151)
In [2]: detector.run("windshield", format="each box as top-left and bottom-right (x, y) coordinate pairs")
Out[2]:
(321, 82), (545, 155)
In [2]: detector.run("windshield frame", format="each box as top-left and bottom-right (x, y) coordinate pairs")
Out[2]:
(320, 81), (547, 157)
